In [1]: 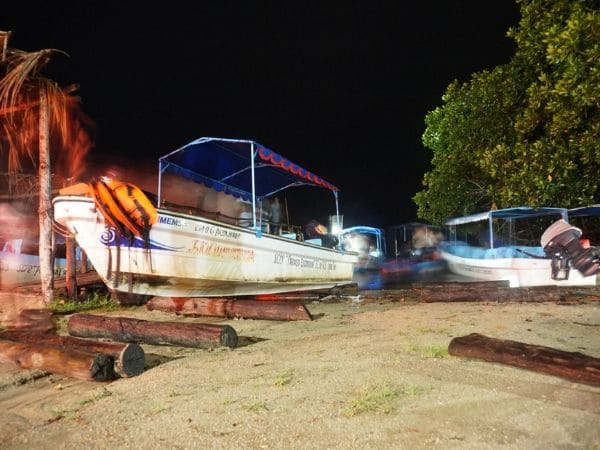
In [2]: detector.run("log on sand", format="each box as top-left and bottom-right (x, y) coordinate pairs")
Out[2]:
(415, 282), (600, 303)
(0, 293), (54, 332)
(146, 297), (312, 321)
(418, 286), (562, 303)
(1, 331), (144, 377)
(448, 333), (600, 387)
(0, 338), (116, 381)
(68, 314), (238, 349)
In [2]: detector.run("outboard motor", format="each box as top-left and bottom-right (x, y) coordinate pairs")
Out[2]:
(541, 219), (600, 278)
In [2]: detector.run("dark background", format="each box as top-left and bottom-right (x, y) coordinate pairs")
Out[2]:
(2, 2), (519, 228)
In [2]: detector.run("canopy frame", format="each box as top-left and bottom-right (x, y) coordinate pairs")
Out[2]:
(445, 207), (568, 249)
(157, 137), (341, 233)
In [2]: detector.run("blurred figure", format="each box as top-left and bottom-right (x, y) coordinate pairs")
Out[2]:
(270, 197), (282, 234)
(305, 220), (337, 248)
(305, 220), (328, 238)
(412, 225), (442, 249)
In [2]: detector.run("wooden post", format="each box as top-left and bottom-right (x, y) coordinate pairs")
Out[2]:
(146, 297), (312, 321)
(65, 235), (77, 299)
(448, 333), (600, 387)
(1, 331), (144, 377)
(0, 338), (116, 381)
(38, 88), (54, 305)
(79, 248), (88, 273)
(68, 314), (238, 349)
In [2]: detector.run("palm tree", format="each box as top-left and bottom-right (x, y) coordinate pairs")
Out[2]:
(0, 31), (93, 303)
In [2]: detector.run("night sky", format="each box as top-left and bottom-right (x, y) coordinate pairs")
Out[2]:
(2, 2), (519, 228)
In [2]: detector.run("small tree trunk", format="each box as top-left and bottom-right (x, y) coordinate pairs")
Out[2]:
(65, 235), (77, 299)
(68, 314), (238, 349)
(38, 88), (54, 304)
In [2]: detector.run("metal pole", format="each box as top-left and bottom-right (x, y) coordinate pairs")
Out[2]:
(157, 160), (163, 206)
(334, 190), (341, 245)
(250, 142), (257, 230)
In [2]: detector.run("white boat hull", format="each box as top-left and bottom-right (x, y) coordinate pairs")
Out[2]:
(441, 250), (596, 288)
(0, 252), (67, 289)
(53, 196), (357, 297)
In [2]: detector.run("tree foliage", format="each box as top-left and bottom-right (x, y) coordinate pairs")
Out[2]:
(414, 0), (600, 224)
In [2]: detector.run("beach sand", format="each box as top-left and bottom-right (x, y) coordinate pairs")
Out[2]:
(0, 292), (599, 449)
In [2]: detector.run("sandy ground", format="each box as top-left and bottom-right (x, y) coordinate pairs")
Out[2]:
(0, 292), (599, 449)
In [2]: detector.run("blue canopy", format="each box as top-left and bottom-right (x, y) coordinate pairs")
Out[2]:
(568, 205), (600, 217)
(158, 137), (339, 203)
(340, 226), (384, 236)
(445, 207), (568, 225)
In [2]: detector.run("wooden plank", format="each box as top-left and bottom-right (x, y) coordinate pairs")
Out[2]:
(448, 333), (600, 387)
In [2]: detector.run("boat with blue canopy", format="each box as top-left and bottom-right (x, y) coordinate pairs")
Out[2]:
(53, 137), (357, 302)
(441, 207), (597, 287)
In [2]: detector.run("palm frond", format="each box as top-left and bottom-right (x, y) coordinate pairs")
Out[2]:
(0, 44), (92, 180)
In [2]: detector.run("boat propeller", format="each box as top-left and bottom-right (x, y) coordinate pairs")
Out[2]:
(541, 219), (600, 278)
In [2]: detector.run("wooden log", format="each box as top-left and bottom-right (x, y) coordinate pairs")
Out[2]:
(448, 333), (600, 387)
(411, 280), (510, 290)
(0, 338), (116, 381)
(418, 286), (562, 303)
(146, 297), (312, 321)
(68, 314), (238, 349)
(418, 284), (600, 303)
(249, 293), (321, 302)
(0, 293), (54, 333)
(0, 331), (144, 377)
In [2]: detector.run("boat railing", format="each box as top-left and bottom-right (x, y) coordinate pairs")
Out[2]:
(160, 199), (305, 241)
(443, 242), (546, 259)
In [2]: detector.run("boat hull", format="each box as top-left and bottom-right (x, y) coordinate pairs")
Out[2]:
(441, 250), (596, 288)
(53, 196), (357, 297)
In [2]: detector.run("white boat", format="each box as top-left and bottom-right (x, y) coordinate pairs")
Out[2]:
(339, 226), (386, 289)
(441, 207), (597, 288)
(0, 251), (67, 289)
(339, 226), (386, 272)
(53, 137), (357, 300)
